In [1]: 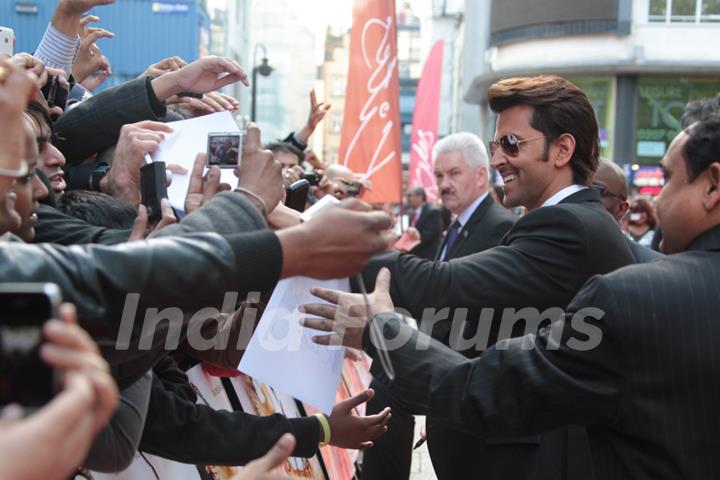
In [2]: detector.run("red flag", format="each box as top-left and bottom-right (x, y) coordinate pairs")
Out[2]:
(339, 0), (402, 203)
(408, 40), (444, 204)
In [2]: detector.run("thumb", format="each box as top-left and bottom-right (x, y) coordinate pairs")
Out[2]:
(339, 388), (374, 413)
(375, 268), (392, 295)
(129, 205), (149, 241)
(256, 433), (295, 471)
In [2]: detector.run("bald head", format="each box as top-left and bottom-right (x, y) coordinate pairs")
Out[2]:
(324, 164), (356, 182)
(594, 158), (629, 222)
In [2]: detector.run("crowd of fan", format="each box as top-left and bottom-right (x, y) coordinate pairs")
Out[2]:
(0, 1), (397, 479)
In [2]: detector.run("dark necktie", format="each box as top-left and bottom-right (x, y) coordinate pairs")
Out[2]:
(442, 221), (462, 260)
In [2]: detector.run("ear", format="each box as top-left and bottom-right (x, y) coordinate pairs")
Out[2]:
(552, 133), (575, 169)
(476, 166), (488, 187)
(702, 162), (720, 212)
(617, 200), (629, 220)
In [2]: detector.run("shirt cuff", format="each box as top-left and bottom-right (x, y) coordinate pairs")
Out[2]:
(34, 23), (80, 77)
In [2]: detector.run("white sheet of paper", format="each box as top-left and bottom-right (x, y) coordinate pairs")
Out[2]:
(151, 111), (240, 211)
(239, 276), (348, 414)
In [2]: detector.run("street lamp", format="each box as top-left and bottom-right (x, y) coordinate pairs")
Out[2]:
(251, 43), (273, 122)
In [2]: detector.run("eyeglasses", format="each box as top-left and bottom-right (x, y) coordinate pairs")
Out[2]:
(591, 183), (627, 202)
(488, 133), (550, 157)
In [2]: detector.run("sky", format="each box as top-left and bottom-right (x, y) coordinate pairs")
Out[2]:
(207, 0), (431, 64)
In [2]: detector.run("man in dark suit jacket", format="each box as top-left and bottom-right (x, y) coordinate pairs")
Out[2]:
(306, 116), (720, 479)
(363, 133), (515, 480)
(313, 76), (635, 480)
(405, 186), (444, 259)
(432, 132), (516, 262)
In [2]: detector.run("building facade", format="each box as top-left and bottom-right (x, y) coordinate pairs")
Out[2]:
(7, 0), (210, 91)
(462, 0), (720, 192)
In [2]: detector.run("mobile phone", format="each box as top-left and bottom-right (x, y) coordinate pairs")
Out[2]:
(285, 179), (310, 212)
(0, 27), (14, 57)
(207, 132), (244, 168)
(0, 283), (61, 408)
(41, 76), (69, 110)
(299, 171), (321, 186)
(140, 160), (168, 223)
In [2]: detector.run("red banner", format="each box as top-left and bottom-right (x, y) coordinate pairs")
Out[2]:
(339, 0), (402, 203)
(408, 39), (444, 204)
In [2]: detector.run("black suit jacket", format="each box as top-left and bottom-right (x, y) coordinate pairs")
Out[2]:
(365, 224), (720, 480)
(362, 188), (635, 480)
(436, 194), (516, 261)
(409, 204), (444, 260)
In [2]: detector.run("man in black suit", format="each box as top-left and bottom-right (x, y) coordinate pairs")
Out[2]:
(311, 76), (635, 480)
(303, 115), (720, 480)
(432, 132), (516, 261)
(405, 186), (444, 259)
(363, 132), (516, 480)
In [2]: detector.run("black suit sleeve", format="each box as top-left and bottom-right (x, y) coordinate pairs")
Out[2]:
(33, 203), (133, 246)
(365, 206), (595, 321)
(140, 361), (320, 464)
(56, 78), (167, 189)
(364, 275), (624, 437)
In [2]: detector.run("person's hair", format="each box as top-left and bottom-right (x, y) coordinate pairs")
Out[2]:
(408, 186), (426, 201)
(25, 101), (56, 142)
(57, 190), (138, 229)
(629, 196), (658, 229)
(265, 141), (304, 162)
(683, 115), (720, 182)
(682, 96), (720, 128)
(432, 132), (489, 174)
(487, 75), (599, 186)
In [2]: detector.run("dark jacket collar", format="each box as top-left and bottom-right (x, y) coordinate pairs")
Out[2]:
(686, 224), (720, 253)
(558, 187), (602, 205)
(464, 193), (495, 228)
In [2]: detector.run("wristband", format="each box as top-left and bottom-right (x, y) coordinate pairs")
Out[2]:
(312, 413), (331, 447)
(234, 187), (267, 217)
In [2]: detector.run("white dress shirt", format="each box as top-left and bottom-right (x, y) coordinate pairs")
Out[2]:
(540, 185), (587, 208)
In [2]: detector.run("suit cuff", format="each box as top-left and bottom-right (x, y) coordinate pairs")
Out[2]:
(222, 230), (282, 293)
(145, 77), (168, 118)
(289, 416), (321, 457)
(363, 312), (404, 382)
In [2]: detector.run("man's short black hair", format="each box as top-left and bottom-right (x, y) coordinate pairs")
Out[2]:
(683, 115), (720, 182)
(682, 96), (720, 128)
(265, 141), (304, 163)
(57, 190), (138, 229)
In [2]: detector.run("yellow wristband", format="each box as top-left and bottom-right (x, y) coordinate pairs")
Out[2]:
(313, 413), (331, 447)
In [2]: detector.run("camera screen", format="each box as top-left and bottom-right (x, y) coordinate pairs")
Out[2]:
(207, 133), (242, 168)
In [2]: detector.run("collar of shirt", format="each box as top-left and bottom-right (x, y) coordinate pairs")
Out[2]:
(455, 191), (490, 229)
(540, 184), (587, 208)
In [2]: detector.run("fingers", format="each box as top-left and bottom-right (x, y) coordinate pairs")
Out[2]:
(129, 205), (149, 241)
(148, 198), (177, 235)
(244, 122), (261, 152)
(58, 303), (77, 325)
(255, 433), (296, 471)
(203, 166), (222, 201)
(201, 93), (224, 112)
(309, 287), (341, 305)
(375, 268), (392, 295)
(339, 388), (375, 413)
(206, 91), (235, 111)
(299, 316), (335, 332)
(79, 15), (100, 29)
(81, 28), (114, 49)
(186, 153), (207, 196)
(166, 163), (188, 175)
(310, 333), (343, 346)
(310, 89), (317, 110)
(130, 120), (173, 133)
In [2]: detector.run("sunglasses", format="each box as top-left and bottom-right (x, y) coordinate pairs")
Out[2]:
(591, 183), (627, 202)
(488, 133), (550, 157)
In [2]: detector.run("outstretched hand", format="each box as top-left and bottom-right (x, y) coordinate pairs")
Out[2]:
(327, 388), (391, 449)
(231, 434), (295, 480)
(300, 268), (395, 350)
